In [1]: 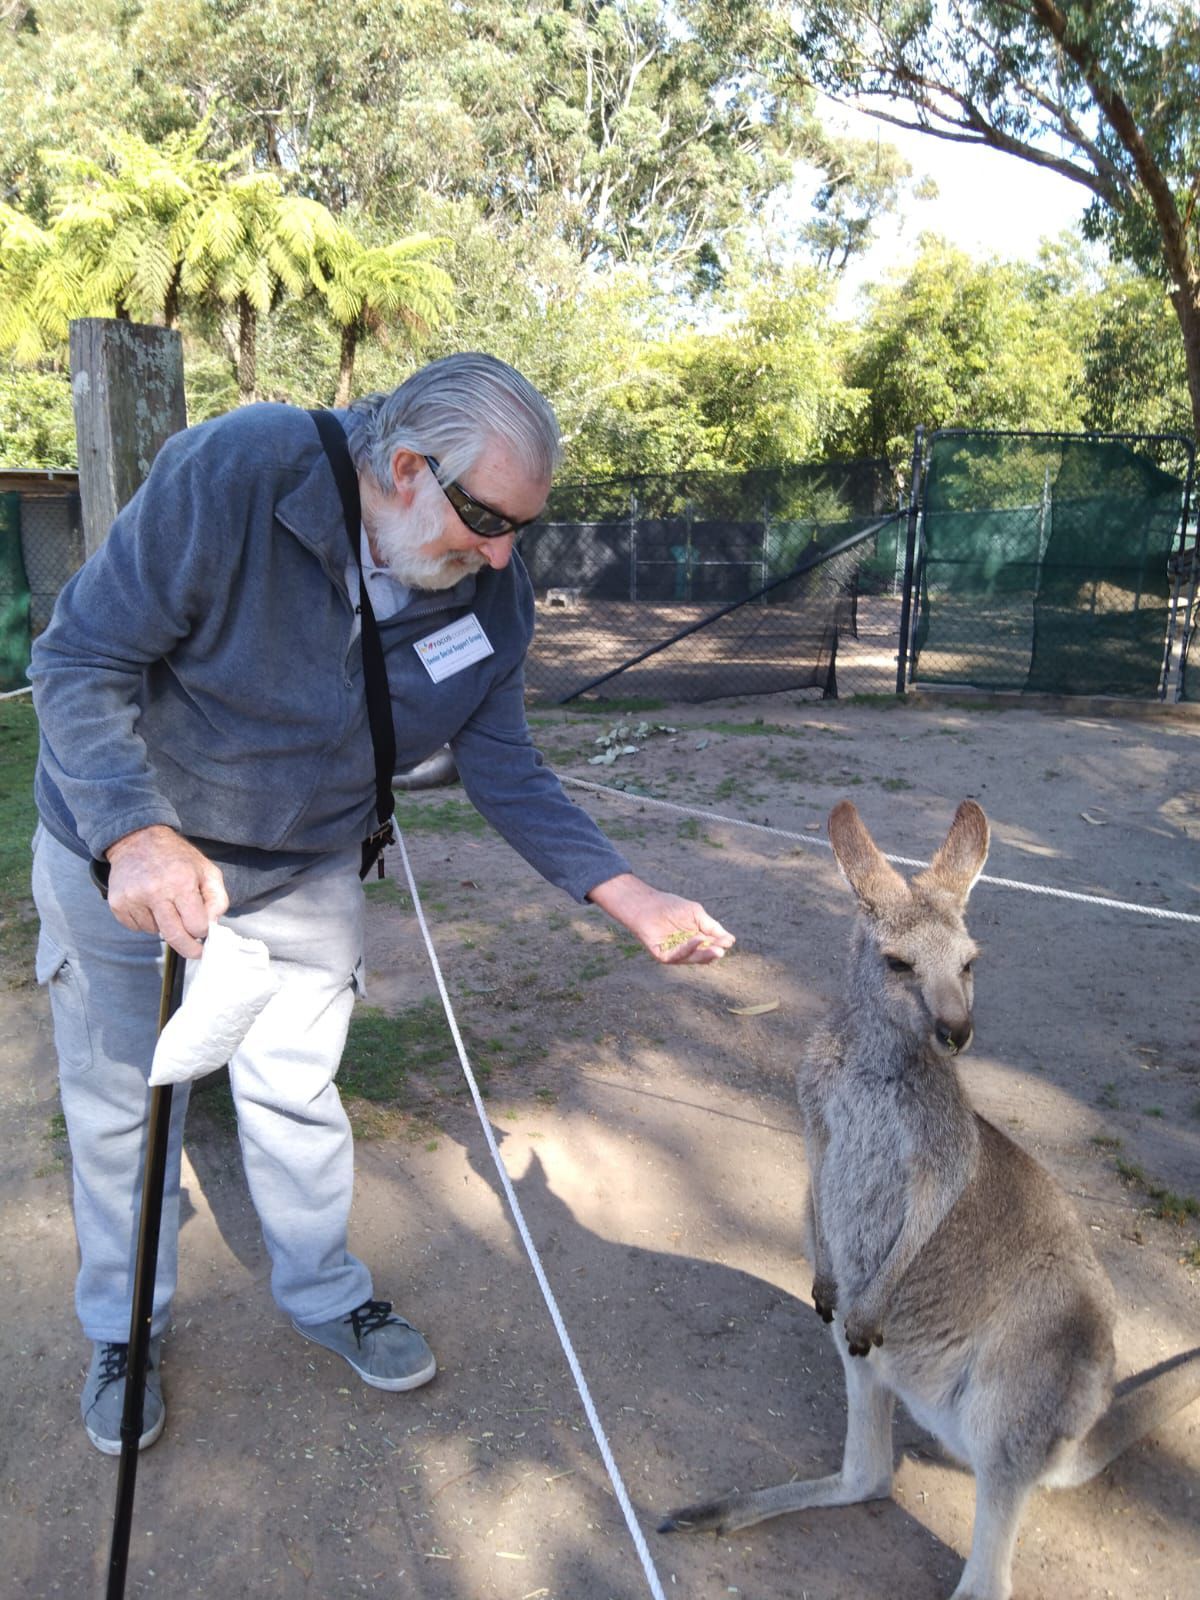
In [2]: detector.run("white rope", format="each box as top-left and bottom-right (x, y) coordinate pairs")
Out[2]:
(393, 830), (670, 1600)
(0, 683), (33, 701)
(563, 777), (1200, 926)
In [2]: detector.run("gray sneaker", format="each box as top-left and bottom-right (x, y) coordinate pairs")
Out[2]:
(292, 1299), (436, 1392)
(81, 1338), (165, 1455)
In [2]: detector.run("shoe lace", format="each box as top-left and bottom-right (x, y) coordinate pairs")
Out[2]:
(346, 1299), (411, 1347)
(95, 1342), (129, 1395)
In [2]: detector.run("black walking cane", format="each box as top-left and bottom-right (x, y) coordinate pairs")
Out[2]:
(91, 862), (187, 1600)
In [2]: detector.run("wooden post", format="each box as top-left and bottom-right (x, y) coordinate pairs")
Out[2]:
(69, 320), (187, 557)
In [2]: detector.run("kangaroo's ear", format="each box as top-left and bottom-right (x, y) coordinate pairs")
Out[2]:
(828, 800), (909, 915)
(916, 800), (989, 906)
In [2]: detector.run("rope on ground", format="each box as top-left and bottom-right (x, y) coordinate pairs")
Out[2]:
(394, 828), (670, 1600)
(0, 684), (33, 701)
(562, 777), (1200, 927)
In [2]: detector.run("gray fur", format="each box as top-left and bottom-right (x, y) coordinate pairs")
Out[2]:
(660, 799), (1200, 1600)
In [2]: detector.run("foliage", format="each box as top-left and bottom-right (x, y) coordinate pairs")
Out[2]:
(841, 237), (1087, 463)
(0, 698), (40, 980)
(0, 118), (455, 405)
(315, 225), (455, 405)
(127, 0), (818, 286)
(0, 0), (1193, 474)
(0, 202), (91, 362)
(618, 269), (867, 472)
(798, 129), (935, 273)
(1077, 270), (1193, 439)
(0, 366), (76, 468)
(790, 1), (1200, 436)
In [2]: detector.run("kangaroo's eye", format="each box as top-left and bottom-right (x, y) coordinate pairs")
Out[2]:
(885, 956), (913, 974)
(962, 960), (974, 975)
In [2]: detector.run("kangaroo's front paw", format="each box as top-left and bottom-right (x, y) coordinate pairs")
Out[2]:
(842, 1308), (883, 1357)
(811, 1274), (838, 1324)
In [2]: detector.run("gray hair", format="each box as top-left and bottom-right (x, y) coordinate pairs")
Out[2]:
(344, 352), (561, 494)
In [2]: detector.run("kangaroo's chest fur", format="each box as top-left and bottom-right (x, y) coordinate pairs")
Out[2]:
(800, 1016), (978, 1300)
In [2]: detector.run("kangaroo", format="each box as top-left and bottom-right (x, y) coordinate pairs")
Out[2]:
(661, 799), (1200, 1600)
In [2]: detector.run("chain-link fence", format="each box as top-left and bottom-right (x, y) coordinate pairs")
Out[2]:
(521, 459), (905, 704)
(9, 439), (1197, 706)
(905, 431), (1196, 701)
(0, 484), (85, 689)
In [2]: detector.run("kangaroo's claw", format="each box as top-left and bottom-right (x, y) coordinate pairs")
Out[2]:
(811, 1275), (838, 1323)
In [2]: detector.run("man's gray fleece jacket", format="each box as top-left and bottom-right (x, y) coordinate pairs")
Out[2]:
(29, 403), (630, 903)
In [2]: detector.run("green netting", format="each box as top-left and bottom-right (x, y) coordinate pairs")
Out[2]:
(914, 434), (1187, 697)
(0, 493), (32, 692)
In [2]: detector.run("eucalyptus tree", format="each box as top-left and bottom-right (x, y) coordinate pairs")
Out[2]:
(127, 1), (838, 286)
(791, 0), (1200, 438)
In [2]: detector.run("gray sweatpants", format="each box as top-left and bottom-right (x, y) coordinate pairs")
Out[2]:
(32, 828), (373, 1342)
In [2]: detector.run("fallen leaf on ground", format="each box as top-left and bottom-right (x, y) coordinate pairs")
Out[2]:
(727, 999), (780, 1016)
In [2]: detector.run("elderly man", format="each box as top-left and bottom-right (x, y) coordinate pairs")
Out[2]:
(29, 352), (733, 1455)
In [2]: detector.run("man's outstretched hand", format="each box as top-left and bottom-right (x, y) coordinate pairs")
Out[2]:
(586, 873), (735, 965)
(105, 825), (229, 957)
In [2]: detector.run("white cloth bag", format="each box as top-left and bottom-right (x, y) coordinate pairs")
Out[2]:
(149, 921), (280, 1086)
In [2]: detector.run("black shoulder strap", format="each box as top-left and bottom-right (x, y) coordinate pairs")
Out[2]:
(308, 409), (396, 830)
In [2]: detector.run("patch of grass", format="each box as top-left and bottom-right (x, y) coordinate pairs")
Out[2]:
(1153, 1190), (1200, 1225)
(1097, 1081), (1121, 1110)
(391, 796), (487, 836)
(34, 1106), (69, 1178)
(698, 719), (800, 738)
(676, 819), (701, 841)
(599, 819), (649, 841)
(0, 699), (41, 981)
(1091, 1133), (1122, 1150)
(846, 693), (904, 708)
(765, 756), (815, 782)
(879, 776), (913, 792)
(938, 698), (1015, 713)
(189, 1070), (238, 1132)
(1144, 1106), (1165, 1118)
(363, 879), (413, 911)
(1114, 1156), (1200, 1226)
(574, 695), (666, 713)
(340, 1001), (451, 1101)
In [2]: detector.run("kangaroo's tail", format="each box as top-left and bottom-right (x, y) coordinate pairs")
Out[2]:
(1057, 1346), (1200, 1488)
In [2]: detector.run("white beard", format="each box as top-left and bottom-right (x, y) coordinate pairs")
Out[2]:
(368, 476), (486, 591)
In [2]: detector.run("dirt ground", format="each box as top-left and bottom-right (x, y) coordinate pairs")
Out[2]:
(2, 692), (1198, 1600)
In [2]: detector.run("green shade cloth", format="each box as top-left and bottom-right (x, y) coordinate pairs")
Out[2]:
(0, 493), (32, 692)
(914, 435), (1186, 697)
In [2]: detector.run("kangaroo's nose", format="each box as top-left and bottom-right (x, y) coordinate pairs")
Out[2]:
(936, 1020), (973, 1055)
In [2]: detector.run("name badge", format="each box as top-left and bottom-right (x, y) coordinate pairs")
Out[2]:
(414, 613), (495, 683)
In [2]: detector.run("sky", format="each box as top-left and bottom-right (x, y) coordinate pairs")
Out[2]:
(809, 98), (1094, 315)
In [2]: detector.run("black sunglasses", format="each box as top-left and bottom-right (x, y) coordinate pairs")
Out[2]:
(423, 455), (537, 539)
